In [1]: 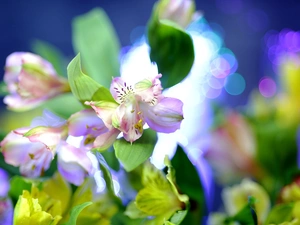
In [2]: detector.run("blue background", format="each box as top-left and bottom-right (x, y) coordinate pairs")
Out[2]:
(0, 0), (300, 106)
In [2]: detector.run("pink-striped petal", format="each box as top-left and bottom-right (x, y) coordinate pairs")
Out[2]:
(85, 101), (119, 129)
(93, 128), (120, 151)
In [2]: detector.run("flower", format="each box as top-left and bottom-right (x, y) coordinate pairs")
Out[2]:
(3, 52), (70, 111)
(13, 186), (62, 225)
(0, 128), (53, 177)
(203, 112), (263, 184)
(157, 0), (196, 28)
(0, 110), (95, 185)
(85, 74), (183, 148)
(125, 158), (189, 224)
(222, 179), (270, 225)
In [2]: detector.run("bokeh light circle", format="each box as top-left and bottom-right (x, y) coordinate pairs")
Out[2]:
(224, 73), (246, 95)
(259, 77), (277, 98)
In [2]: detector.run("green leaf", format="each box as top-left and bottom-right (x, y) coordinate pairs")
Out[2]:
(168, 210), (188, 225)
(72, 8), (120, 88)
(42, 93), (84, 119)
(264, 203), (294, 225)
(9, 176), (33, 201)
(67, 54), (115, 103)
(0, 81), (8, 96)
(31, 39), (67, 77)
(62, 202), (93, 225)
(171, 146), (205, 224)
(147, 7), (194, 88)
(226, 196), (258, 225)
(101, 146), (120, 171)
(113, 129), (157, 172)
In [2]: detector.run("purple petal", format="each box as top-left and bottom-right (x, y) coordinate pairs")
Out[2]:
(57, 141), (93, 185)
(143, 97), (184, 133)
(31, 110), (66, 128)
(68, 109), (108, 137)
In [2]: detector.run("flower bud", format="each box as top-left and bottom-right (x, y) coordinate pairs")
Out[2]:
(4, 52), (70, 111)
(158, 0), (196, 28)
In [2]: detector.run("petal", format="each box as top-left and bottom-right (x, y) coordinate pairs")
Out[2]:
(110, 77), (134, 104)
(115, 103), (144, 143)
(18, 68), (68, 99)
(143, 97), (184, 133)
(57, 141), (93, 185)
(19, 147), (53, 177)
(134, 74), (163, 104)
(22, 126), (67, 150)
(93, 128), (120, 151)
(85, 101), (119, 129)
(3, 94), (45, 112)
(68, 109), (108, 137)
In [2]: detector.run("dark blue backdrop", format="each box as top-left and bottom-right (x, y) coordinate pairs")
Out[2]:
(1, 0), (300, 106)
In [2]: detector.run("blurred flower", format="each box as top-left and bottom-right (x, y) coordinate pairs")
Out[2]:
(3, 52), (70, 111)
(158, 0), (196, 28)
(86, 75), (183, 147)
(203, 112), (262, 184)
(0, 169), (9, 197)
(222, 179), (270, 224)
(276, 55), (300, 125)
(13, 186), (62, 225)
(280, 177), (300, 203)
(0, 198), (13, 225)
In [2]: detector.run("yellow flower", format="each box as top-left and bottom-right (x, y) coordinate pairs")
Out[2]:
(13, 186), (62, 225)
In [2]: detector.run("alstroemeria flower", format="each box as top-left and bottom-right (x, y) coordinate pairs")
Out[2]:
(0, 128), (53, 177)
(0, 110), (66, 177)
(85, 74), (183, 147)
(3, 52), (70, 111)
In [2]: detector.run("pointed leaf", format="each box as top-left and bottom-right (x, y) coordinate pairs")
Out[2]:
(72, 8), (120, 88)
(113, 129), (157, 172)
(62, 202), (93, 225)
(67, 54), (115, 103)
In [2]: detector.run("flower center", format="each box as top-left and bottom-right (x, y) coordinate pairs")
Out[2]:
(115, 84), (136, 104)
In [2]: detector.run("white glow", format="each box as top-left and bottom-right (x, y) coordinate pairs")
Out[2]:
(119, 32), (219, 169)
